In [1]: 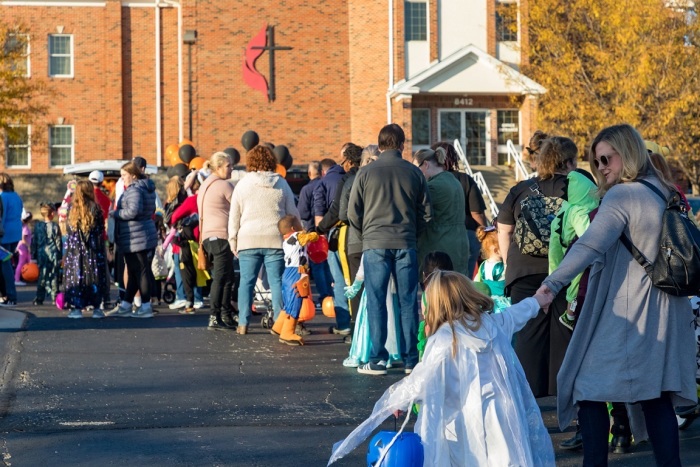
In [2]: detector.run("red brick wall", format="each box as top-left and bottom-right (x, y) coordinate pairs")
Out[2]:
(348, 0), (390, 147)
(188, 0), (351, 163)
(2, 2), (124, 173)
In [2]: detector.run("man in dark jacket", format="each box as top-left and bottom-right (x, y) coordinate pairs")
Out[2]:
(313, 159), (345, 226)
(348, 124), (431, 375)
(296, 161), (332, 306)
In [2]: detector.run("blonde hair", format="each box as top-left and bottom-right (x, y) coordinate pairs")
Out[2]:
(476, 226), (499, 258)
(538, 136), (578, 179)
(413, 147), (447, 168)
(360, 145), (380, 167)
(68, 180), (97, 234)
(209, 151), (232, 171)
(589, 124), (675, 196)
(424, 270), (493, 357)
(648, 152), (674, 185)
(165, 176), (183, 204)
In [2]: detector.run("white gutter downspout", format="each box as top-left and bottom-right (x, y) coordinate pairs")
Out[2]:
(386, 0), (394, 123)
(155, 0), (162, 166)
(161, 0), (183, 143)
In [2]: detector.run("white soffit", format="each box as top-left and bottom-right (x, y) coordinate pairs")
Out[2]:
(1, 1), (106, 6)
(393, 44), (546, 96)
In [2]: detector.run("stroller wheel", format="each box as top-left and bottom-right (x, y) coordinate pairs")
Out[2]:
(163, 290), (175, 304)
(261, 316), (273, 328)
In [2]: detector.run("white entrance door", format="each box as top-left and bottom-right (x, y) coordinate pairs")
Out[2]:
(438, 110), (489, 165)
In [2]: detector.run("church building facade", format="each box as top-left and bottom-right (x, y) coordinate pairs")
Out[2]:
(2, 0), (544, 172)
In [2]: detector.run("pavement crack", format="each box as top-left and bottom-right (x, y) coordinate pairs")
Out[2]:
(238, 362), (245, 375)
(324, 386), (351, 419)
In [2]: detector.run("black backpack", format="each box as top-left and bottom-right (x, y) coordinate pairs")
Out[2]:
(620, 179), (700, 297)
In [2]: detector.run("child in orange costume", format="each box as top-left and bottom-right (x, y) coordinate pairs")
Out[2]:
(271, 215), (319, 345)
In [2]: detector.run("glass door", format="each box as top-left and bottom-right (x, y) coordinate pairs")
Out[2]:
(438, 110), (489, 166)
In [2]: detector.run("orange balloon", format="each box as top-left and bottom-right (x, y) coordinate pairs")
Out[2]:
(322, 296), (335, 318)
(298, 297), (316, 322)
(275, 164), (287, 178)
(165, 144), (180, 166)
(189, 156), (206, 170)
(179, 139), (194, 148)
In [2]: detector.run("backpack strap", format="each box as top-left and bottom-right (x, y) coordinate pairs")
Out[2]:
(619, 179), (667, 276)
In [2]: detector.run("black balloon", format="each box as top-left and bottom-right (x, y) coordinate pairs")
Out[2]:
(241, 130), (259, 151)
(282, 153), (293, 170)
(273, 145), (290, 164)
(171, 163), (190, 179)
(223, 147), (241, 165)
(179, 144), (196, 164)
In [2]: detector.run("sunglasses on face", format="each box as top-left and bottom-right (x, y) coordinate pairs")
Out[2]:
(593, 153), (616, 169)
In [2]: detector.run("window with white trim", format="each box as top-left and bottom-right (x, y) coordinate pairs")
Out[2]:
(405, 1), (427, 41)
(48, 34), (73, 77)
(412, 109), (431, 147)
(49, 125), (73, 166)
(4, 33), (30, 77)
(6, 125), (30, 167)
(496, 2), (518, 42)
(497, 110), (520, 164)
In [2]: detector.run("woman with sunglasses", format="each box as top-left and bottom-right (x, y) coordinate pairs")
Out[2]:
(496, 134), (577, 398)
(538, 124), (696, 466)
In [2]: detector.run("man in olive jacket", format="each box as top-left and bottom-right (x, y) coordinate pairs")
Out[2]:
(348, 123), (431, 375)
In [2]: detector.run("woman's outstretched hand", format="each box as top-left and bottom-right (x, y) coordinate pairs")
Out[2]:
(534, 284), (555, 313)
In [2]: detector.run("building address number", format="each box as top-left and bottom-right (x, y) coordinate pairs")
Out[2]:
(454, 98), (474, 106)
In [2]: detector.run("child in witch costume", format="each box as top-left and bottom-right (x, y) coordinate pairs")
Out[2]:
(271, 215), (319, 345)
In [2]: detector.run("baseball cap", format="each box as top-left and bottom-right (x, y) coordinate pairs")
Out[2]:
(88, 170), (104, 183)
(133, 156), (147, 170)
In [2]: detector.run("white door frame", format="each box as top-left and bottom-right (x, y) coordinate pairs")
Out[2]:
(438, 108), (490, 165)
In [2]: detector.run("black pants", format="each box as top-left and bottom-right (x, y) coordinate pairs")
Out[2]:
(179, 242), (197, 304)
(123, 249), (155, 303)
(510, 273), (570, 397)
(203, 238), (233, 316)
(579, 394), (680, 467)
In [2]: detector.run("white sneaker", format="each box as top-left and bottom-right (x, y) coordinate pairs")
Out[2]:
(169, 299), (188, 310)
(193, 300), (204, 309)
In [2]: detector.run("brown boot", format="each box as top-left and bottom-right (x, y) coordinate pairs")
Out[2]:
(271, 310), (288, 336)
(279, 315), (304, 346)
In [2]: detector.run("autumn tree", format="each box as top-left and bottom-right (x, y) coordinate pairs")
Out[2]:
(0, 23), (52, 164)
(523, 0), (700, 194)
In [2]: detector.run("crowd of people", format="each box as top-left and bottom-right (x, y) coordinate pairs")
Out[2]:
(2, 121), (699, 466)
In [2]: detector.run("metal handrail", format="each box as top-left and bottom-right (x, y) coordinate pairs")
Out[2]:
(506, 139), (537, 181)
(453, 139), (499, 219)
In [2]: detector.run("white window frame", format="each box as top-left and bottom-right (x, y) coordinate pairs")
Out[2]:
(5, 33), (30, 78)
(48, 34), (73, 78)
(49, 125), (74, 167)
(5, 124), (31, 168)
(411, 108), (431, 150)
(405, 0), (428, 42)
(496, 0), (519, 43)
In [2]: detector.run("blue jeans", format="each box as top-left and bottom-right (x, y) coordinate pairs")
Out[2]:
(309, 259), (333, 301)
(327, 250), (350, 330)
(363, 248), (419, 367)
(1, 242), (18, 301)
(173, 253), (186, 301)
(237, 248), (284, 326)
(467, 229), (481, 278)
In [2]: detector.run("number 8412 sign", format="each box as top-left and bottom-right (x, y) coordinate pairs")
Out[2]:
(454, 98), (474, 106)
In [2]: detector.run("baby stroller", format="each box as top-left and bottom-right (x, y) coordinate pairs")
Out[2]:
(255, 280), (274, 329)
(162, 275), (177, 305)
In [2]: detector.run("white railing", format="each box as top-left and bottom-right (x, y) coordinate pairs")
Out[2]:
(453, 139), (500, 219)
(507, 139), (537, 181)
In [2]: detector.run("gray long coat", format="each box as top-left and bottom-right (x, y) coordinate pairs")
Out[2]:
(543, 175), (697, 430)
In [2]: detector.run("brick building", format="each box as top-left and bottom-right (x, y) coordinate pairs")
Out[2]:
(2, 0), (544, 173)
